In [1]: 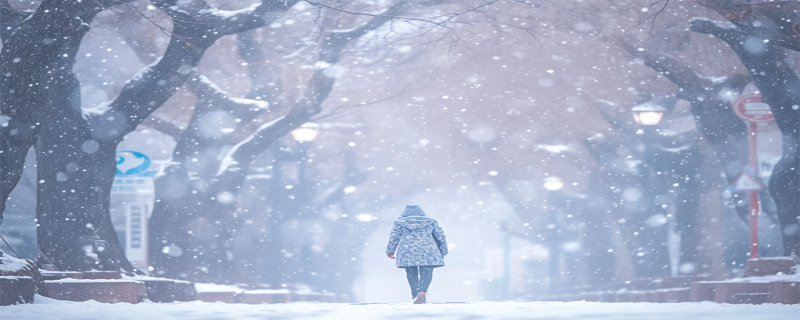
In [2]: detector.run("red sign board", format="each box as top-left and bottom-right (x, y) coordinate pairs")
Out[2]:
(733, 94), (774, 123)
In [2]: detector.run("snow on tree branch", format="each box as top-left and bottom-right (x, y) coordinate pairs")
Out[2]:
(216, 1), (411, 181)
(619, 41), (704, 98)
(84, 0), (298, 142)
(695, 0), (799, 51)
(186, 73), (270, 116)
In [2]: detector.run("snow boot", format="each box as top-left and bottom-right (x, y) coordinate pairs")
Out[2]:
(413, 292), (426, 304)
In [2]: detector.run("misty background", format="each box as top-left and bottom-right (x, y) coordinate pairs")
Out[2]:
(1, 0), (796, 303)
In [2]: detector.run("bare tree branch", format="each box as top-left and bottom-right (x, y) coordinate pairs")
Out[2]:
(141, 116), (185, 139)
(216, 1), (411, 182)
(619, 39), (704, 98)
(186, 73), (270, 117)
(695, 0), (800, 51)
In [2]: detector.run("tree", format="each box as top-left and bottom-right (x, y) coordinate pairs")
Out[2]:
(620, 41), (761, 233)
(149, 0), (410, 282)
(2, 0), (533, 279)
(689, 15), (800, 256)
(2, 0), (300, 272)
(237, 146), (371, 294)
(585, 98), (704, 277)
(618, 36), (784, 274)
(621, 42), (751, 176)
(1, 0), (102, 219)
(695, 0), (800, 52)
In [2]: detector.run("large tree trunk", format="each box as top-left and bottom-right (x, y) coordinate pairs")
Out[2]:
(690, 18), (800, 256)
(33, 34), (212, 272)
(0, 0), (111, 220)
(35, 72), (135, 271)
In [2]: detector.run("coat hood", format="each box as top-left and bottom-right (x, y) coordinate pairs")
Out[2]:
(401, 205), (426, 217)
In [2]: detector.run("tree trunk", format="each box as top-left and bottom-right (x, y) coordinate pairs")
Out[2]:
(33, 34), (211, 272)
(35, 72), (136, 272)
(0, 0), (105, 219)
(148, 74), (269, 281)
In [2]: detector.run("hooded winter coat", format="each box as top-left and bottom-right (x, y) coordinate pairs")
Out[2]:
(386, 205), (448, 268)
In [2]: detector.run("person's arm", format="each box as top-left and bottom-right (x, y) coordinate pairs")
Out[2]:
(386, 221), (402, 259)
(433, 221), (448, 256)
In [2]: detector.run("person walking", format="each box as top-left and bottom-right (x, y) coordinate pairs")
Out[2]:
(386, 205), (448, 304)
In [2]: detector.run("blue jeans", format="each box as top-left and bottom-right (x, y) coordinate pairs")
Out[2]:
(405, 266), (434, 298)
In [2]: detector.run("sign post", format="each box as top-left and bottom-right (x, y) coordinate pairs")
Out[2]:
(731, 94), (774, 259)
(112, 150), (157, 268)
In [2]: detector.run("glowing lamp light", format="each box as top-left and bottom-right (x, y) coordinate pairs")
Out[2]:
(356, 213), (374, 222)
(631, 103), (666, 126)
(290, 122), (320, 142)
(543, 177), (563, 191)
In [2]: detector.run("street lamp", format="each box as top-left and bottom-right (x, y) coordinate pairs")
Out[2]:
(631, 102), (666, 126)
(631, 98), (684, 276)
(290, 122), (320, 142)
(356, 213), (374, 222)
(543, 176), (563, 294)
(290, 122), (319, 221)
(543, 177), (564, 191)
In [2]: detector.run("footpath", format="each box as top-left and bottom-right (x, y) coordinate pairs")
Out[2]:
(551, 257), (799, 305)
(0, 252), (334, 305)
(1, 252), (797, 305)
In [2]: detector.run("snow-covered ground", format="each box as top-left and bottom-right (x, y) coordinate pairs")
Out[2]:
(2, 296), (797, 320)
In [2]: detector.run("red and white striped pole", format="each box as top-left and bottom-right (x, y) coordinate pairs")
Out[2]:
(746, 121), (760, 259)
(732, 94), (774, 260)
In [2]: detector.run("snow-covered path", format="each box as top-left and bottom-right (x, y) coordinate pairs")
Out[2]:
(2, 298), (798, 320)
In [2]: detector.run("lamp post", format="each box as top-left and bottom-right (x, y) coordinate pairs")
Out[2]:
(543, 176), (563, 294)
(630, 101), (679, 277)
(290, 123), (320, 285)
(290, 123), (320, 202)
(258, 124), (321, 287)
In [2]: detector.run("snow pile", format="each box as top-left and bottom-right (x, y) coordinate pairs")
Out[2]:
(193, 282), (294, 295)
(194, 282), (243, 293)
(722, 264), (800, 283)
(121, 274), (192, 285)
(0, 252), (31, 274)
(46, 278), (142, 283)
(1, 299), (797, 320)
(238, 289), (291, 295)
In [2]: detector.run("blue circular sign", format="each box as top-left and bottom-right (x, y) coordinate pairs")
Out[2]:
(116, 150), (152, 176)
